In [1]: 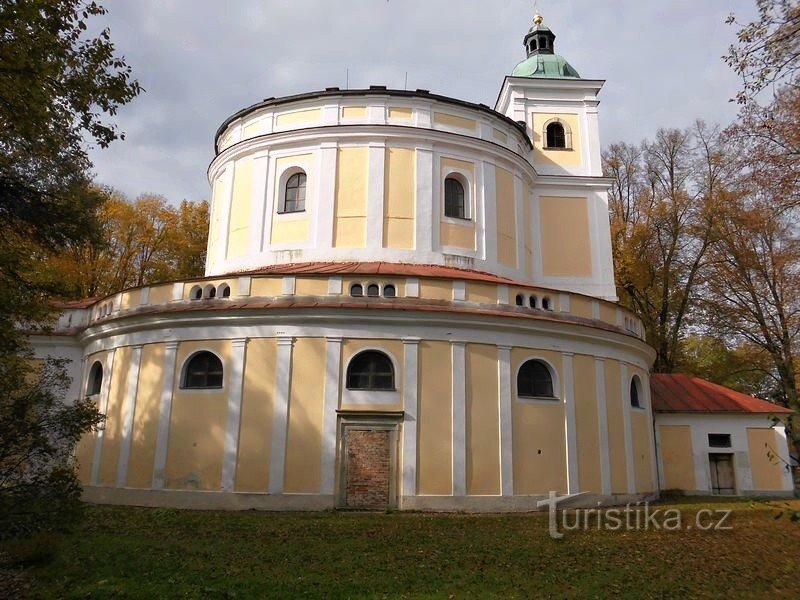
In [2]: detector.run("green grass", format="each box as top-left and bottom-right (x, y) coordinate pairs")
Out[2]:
(9, 498), (800, 598)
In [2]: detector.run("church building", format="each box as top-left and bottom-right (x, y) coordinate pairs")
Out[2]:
(34, 12), (794, 511)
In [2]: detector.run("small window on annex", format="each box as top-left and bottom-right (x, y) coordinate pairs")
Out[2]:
(346, 350), (395, 391)
(444, 177), (467, 219)
(87, 361), (104, 396)
(280, 171), (307, 213)
(545, 121), (567, 149)
(708, 434), (732, 448)
(182, 351), (224, 389)
(517, 359), (555, 398)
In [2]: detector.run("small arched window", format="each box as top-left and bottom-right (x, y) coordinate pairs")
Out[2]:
(206, 285), (217, 299)
(383, 284), (396, 298)
(529, 295), (538, 309)
(191, 286), (203, 300)
(444, 177), (466, 219)
(630, 376), (643, 408)
(542, 296), (552, 311)
(545, 122), (566, 149)
(346, 350), (395, 390)
(367, 284), (380, 297)
(87, 361), (103, 396)
(219, 283), (231, 298)
(182, 351), (224, 389)
(515, 294), (524, 306)
(517, 360), (555, 398)
(281, 172), (306, 213)
(350, 283), (363, 297)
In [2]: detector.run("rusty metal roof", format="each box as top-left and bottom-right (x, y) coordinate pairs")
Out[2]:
(651, 373), (793, 414)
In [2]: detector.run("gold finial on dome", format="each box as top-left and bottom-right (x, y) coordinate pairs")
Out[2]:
(533, 13), (544, 25)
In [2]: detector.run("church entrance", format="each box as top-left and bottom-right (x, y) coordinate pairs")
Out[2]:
(335, 413), (401, 510)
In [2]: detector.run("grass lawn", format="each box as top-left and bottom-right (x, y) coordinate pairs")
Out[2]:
(8, 497), (800, 598)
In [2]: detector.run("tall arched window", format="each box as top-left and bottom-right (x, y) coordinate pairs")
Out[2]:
(444, 177), (466, 219)
(87, 361), (103, 396)
(182, 351), (224, 389)
(281, 172), (306, 213)
(346, 350), (395, 390)
(630, 376), (643, 408)
(545, 122), (566, 149)
(517, 359), (555, 398)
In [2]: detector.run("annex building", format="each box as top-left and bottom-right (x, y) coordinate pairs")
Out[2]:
(34, 13), (795, 511)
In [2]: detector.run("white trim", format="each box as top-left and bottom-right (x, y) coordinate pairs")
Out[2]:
(140, 287), (150, 306)
(237, 276), (252, 297)
(328, 276), (343, 295)
(451, 341), (466, 496)
(562, 352), (579, 494)
(453, 280), (466, 301)
(367, 143), (385, 249)
(321, 336), (342, 495)
(116, 345), (143, 488)
(497, 284), (509, 305)
(405, 278), (420, 298)
(90, 349), (117, 486)
(316, 141), (338, 249)
(248, 154), (270, 256)
(559, 293), (571, 313)
(402, 337), (420, 497)
(595, 358), (612, 495)
(620, 363), (636, 494)
(282, 276), (296, 296)
(171, 282), (184, 301)
(497, 345), (513, 496)
(268, 336), (294, 494)
(152, 341), (179, 490)
(221, 338), (247, 492)
(415, 146), (434, 252)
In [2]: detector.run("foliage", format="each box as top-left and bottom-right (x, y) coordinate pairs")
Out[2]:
(41, 191), (210, 299)
(22, 501), (800, 598)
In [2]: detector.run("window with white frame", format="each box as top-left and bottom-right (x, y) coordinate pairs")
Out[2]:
(279, 171), (307, 213)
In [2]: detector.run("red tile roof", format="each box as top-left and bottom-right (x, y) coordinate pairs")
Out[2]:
(650, 373), (793, 414)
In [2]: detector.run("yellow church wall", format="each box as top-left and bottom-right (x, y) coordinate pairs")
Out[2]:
(531, 113), (583, 167)
(604, 360), (629, 493)
(275, 108), (321, 127)
(235, 338), (277, 492)
(440, 221), (475, 250)
(573, 354), (601, 493)
(284, 337), (326, 494)
(341, 106), (366, 119)
(495, 166), (517, 268)
(333, 147), (368, 248)
(147, 284), (174, 306)
(570, 296), (594, 319)
(418, 341), (453, 495)
(226, 158), (254, 259)
(539, 196), (592, 277)
(98, 346), (132, 486)
(295, 277), (330, 296)
(164, 340), (229, 491)
(658, 425), (696, 491)
(76, 351), (109, 484)
(242, 121), (261, 139)
(120, 289), (141, 311)
(747, 428), (785, 490)
(493, 128), (508, 143)
(271, 219), (309, 246)
(126, 343), (165, 489)
(383, 147), (416, 249)
(511, 348), (567, 494)
(419, 279), (452, 301)
(465, 282), (497, 304)
(388, 107), (412, 120)
(466, 344), (501, 495)
(433, 112), (477, 131)
(631, 410), (653, 492)
(250, 277), (283, 298)
(600, 303), (618, 327)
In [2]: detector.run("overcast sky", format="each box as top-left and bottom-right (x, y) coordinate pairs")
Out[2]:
(87, 0), (757, 204)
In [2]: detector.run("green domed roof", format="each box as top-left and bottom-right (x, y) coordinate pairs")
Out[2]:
(512, 53), (580, 79)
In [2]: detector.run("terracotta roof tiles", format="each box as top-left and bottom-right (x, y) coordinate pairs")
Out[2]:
(650, 373), (792, 414)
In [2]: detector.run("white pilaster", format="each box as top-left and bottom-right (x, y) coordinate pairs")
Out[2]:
(217, 164), (234, 267)
(595, 358), (612, 495)
(221, 338), (248, 492)
(451, 341), (467, 496)
(402, 337), (420, 497)
(644, 374), (659, 492)
(620, 362), (636, 494)
(90, 349), (117, 486)
(415, 145), (434, 252)
(115, 345), (143, 488)
(453, 280), (466, 301)
(367, 142), (386, 249)
(316, 142), (338, 249)
(152, 341), (179, 490)
(248, 154), (270, 255)
(269, 336), (294, 494)
(497, 345), (514, 497)
(482, 161), (497, 264)
(562, 352), (579, 494)
(321, 336), (342, 495)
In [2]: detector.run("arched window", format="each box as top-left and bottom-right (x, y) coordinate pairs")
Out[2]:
(515, 294), (524, 306)
(630, 376), (643, 408)
(206, 285), (217, 299)
(87, 361), (103, 396)
(444, 177), (466, 219)
(350, 283), (363, 297)
(517, 359), (555, 398)
(182, 351), (224, 389)
(383, 284), (396, 298)
(190, 286), (202, 300)
(346, 350), (395, 390)
(545, 122), (566, 149)
(367, 284), (380, 297)
(280, 172), (306, 213)
(529, 295), (538, 309)
(542, 296), (552, 311)
(219, 283), (231, 298)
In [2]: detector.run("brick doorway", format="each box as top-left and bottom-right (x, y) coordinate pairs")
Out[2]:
(336, 413), (401, 510)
